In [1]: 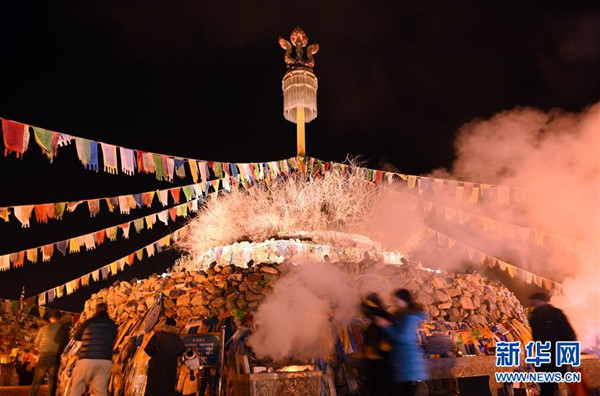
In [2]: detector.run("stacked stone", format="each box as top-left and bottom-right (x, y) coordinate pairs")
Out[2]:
(404, 271), (526, 325)
(79, 260), (526, 327)
(79, 262), (279, 326)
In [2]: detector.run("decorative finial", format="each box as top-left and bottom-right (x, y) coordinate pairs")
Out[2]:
(278, 27), (320, 70)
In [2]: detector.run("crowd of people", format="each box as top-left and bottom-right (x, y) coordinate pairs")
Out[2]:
(22, 288), (578, 396)
(357, 289), (578, 396)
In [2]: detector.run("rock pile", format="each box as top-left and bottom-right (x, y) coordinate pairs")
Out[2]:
(79, 259), (527, 327)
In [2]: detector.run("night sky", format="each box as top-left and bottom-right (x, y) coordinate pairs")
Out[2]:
(1, 2), (599, 311)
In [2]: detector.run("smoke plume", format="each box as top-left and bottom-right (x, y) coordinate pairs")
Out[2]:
(247, 260), (359, 360)
(440, 102), (600, 347)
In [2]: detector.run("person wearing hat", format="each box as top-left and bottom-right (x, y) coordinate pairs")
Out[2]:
(144, 317), (186, 396)
(528, 292), (576, 396)
(177, 349), (200, 396)
(375, 289), (428, 396)
(30, 310), (69, 396)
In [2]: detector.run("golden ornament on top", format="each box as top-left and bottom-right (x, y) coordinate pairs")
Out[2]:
(279, 27), (320, 70)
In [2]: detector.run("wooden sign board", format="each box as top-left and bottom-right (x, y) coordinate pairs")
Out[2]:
(182, 332), (221, 367)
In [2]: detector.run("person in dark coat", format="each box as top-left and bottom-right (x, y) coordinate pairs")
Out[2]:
(30, 310), (69, 396)
(528, 292), (577, 396)
(375, 289), (428, 396)
(70, 303), (117, 396)
(360, 293), (392, 396)
(144, 317), (186, 396)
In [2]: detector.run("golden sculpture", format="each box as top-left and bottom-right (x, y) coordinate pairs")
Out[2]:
(279, 27), (320, 70)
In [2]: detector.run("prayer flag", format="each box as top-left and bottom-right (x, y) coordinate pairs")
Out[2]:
(0, 207), (10, 222)
(26, 248), (38, 263)
(119, 223), (131, 239)
(182, 185), (194, 201)
(33, 127), (59, 162)
(67, 201), (82, 212)
(2, 119), (30, 158)
(14, 205), (34, 228)
(54, 202), (66, 219)
(145, 214), (157, 229)
(106, 226), (118, 241)
(84, 233), (96, 251)
(142, 191), (155, 207)
(199, 161), (208, 183)
(146, 243), (156, 257)
(0, 255), (10, 271)
(153, 154), (166, 181)
(96, 230), (106, 245)
(133, 218), (144, 233)
(158, 210), (169, 225)
(118, 195), (131, 214)
(87, 199), (100, 217)
(75, 137), (98, 171)
(166, 157), (175, 181)
(157, 189), (169, 206)
(142, 152), (155, 174)
(105, 197), (117, 212)
(100, 143), (118, 174)
(34, 205), (49, 223)
(188, 159), (199, 182)
(175, 158), (186, 178)
(119, 147), (136, 176)
(42, 244), (54, 261)
(170, 187), (181, 204)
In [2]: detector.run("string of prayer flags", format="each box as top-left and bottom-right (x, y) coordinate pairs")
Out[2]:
(1, 119), (30, 158)
(2, 176), (235, 225)
(0, 198), (204, 271)
(426, 226), (562, 293)
(312, 157), (530, 207)
(4, 118), (297, 188)
(398, 190), (588, 253)
(36, 224), (191, 305)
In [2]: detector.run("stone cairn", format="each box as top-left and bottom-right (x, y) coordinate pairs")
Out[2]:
(79, 259), (527, 327)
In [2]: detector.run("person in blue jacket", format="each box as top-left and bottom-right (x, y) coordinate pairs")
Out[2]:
(374, 288), (428, 396)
